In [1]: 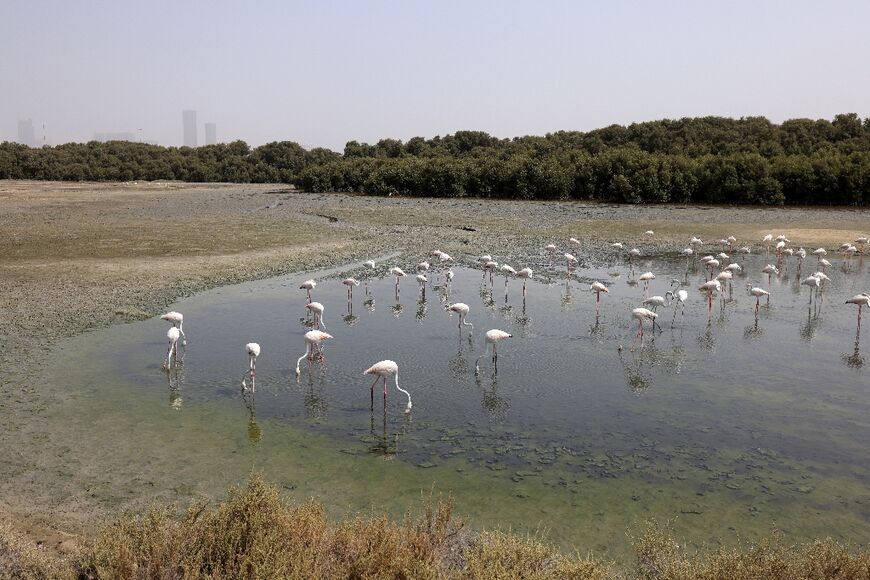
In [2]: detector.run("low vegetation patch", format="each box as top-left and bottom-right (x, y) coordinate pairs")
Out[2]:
(1, 476), (867, 578)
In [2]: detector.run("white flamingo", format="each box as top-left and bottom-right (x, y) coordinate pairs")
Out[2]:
(747, 284), (769, 313)
(245, 342), (260, 385)
(483, 260), (498, 284)
(306, 301), (326, 329)
(500, 264), (516, 290)
(160, 311), (186, 345)
(342, 277), (360, 300)
(300, 279), (316, 303)
(762, 234), (773, 253)
(762, 264), (779, 288)
(363, 260), (375, 294)
(416, 274), (428, 295)
(364, 360), (412, 413)
(698, 280), (721, 312)
(801, 275), (821, 304)
(475, 329), (512, 374)
(638, 271), (655, 296)
(665, 286), (688, 324)
(163, 326), (180, 369)
(564, 253), (577, 275)
(631, 307), (657, 338)
(448, 302), (474, 334)
(591, 281), (609, 305)
(295, 330), (333, 376)
(390, 267), (406, 293)
(845, 294), (870, 328)
(517, 268), (533, 296)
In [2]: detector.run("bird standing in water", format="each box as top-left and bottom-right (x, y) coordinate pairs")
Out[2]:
(296, 330), (333, 377)
(364, 360), (412, 413)
(475, 329), (512, 375)
(160, 311), (187, 345)
(448, 302), (474, 335)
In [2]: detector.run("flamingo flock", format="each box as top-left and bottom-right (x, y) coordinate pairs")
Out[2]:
(157, 228), (869, 423)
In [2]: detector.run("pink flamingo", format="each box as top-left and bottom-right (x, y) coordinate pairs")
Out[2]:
(475, 329), (512, 375)
(364, 360), (412, 413)
(295, 330), (333, 377)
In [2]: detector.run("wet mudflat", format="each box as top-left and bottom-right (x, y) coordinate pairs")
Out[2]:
(38, 248), (870, 556)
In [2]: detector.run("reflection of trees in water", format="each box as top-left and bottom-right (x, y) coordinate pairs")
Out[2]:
(477, 372), (509, 420)
(697, 320), (716, 352)
(390, 301), (404, 318)
(619, 347), (653, 392)
(416, 297), (428, 321)
(514, 298), (532, 335)
(743, 318), (764, 340)
(449, 336), (470, 378)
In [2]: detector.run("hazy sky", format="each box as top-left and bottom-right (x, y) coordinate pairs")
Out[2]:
(2, 1), (868, 150)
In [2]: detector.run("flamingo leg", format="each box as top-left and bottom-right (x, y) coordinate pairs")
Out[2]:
(370, 377), (379, 410)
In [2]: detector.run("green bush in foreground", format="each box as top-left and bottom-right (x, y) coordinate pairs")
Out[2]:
(1, 476), (868, 578)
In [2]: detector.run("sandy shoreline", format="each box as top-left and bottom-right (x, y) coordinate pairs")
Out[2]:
(2, 179), (869, 552)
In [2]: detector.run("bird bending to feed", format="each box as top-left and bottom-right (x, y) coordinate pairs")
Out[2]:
(845, 293), (870, 328)
(475, 329), (512, 374)
(665, 288), (688, 324)
(245, 342), (260, 380)
(591, 281), (609, 303)
(364, 360), (411, 413)
(390, 267), (406, 292)
(448, 302), (474, 333)
(300, 279), (316, 303)
(306, 301), (326, 329)
(163, 326), (181, 369)
(762, 264), (779, 288)
(160, 311), (186, 345)
(342, 277), (360, 300)
(631, 307), (657, 338)
(296, 330), (333, 377)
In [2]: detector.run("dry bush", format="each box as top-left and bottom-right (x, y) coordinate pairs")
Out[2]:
(632, 521), (870, 580)
(0, 521), (73, 580)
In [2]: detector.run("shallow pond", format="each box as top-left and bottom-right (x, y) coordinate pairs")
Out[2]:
(44, 250), (870, 556)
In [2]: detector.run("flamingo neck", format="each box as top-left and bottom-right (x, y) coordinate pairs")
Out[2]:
(394, 373), (412, 409)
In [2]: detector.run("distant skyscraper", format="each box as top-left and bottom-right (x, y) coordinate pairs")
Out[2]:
(182, 110), (197, 147)
(205, 122), (217, 145)
(17, 118), (36, 147)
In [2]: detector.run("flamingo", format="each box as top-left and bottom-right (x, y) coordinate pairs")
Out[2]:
(417, 260), (430, 273)
(727, 236), (737, 250)
(517, 268), (533, 296)
(445, 268), (455, 286)
(698, 280), (721, 312)
(665, 285), (688, 325)
(569, 237), (580, 248)
(762, 234), (773, 253)
(738, 246), (751, 261)
(363, 260), (375, 294)
(819, 258), (832, 272)
(642, 296), (666, 330)
(628, 248), (641, 267)
(479, 254), (493, 264)
(845, 294), (870, 328)
(690, 236), (703, 248)
(295, 330), (333, 376)
(483, 260), (498, 284)
(762, 264), (779, 288)
(299, 279), (316, 303)
(591, 281), (609, 305)
(448, 302), (474, 334)
(611, 242), (624, 260)
(545, 245), (556, 265)
(364, 360), (411, 413)
(801, 275), (821, 304)
(724, 263), (742, 274)
(813, 248), (827, 261)
(390, 267), (406, 293)
(747, 284), (769, 314)
(644, 230), (654, 236)
(306, 301), (326, 329)
(638, 271), (655, 296)
(416, 274), (427, 296)
(501, 264), (516, 290)
(342, 277), (360, 300)
(245, 342), (260, 380)
(631, 307), (657, 338)
(475, 329), (512, 375)
(564, 253), (577, 276)
(705, 259), (720, 279)
(716, 271), (733, 297)
(163, 326), (180, 369)
(160, 311), (187, 345)
(855, 237), (868, 253)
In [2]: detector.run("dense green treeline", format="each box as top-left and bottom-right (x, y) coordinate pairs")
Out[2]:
(3, 114), (870, 204)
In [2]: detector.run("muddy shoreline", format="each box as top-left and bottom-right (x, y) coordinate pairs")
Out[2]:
(2, 180), (868, 552)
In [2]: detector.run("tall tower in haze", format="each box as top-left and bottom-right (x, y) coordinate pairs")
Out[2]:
(17, 119), (36, 147)
(182, 110), (197, 147)
(205, 122), (217, 145)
